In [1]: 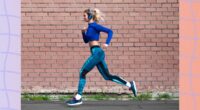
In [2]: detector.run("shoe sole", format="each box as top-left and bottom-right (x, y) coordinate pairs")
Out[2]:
(67, 101), (83, 106)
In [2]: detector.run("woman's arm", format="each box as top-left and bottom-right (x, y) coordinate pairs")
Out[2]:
(92, 23), (113, 45)
(81, 28), (89, 43)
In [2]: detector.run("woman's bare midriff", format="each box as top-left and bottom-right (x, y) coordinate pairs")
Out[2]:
(89, 40), (99, 47)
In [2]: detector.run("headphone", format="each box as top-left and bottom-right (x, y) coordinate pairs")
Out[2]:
(87, 8), (94, 20)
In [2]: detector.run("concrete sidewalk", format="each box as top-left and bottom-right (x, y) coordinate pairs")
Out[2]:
(22, 100), (178, 110)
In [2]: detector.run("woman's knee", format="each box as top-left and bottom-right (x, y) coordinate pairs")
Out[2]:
(103, 77), (110, 81)
(103, 74), (113, 81)
(79, 69), (89, 79)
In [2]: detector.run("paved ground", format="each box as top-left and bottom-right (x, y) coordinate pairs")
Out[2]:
(22, 100), (178, 110)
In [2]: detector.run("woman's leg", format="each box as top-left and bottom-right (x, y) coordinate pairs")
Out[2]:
(77, 53), (102, 95)
(66, 47), (105, 106)
(96, 59), (130, 87)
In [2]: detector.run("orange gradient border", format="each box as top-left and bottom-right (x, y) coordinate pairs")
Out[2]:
(180, 0), (200, 110)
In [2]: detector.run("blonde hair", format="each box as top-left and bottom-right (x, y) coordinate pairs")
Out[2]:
(84, 8), (105, 22)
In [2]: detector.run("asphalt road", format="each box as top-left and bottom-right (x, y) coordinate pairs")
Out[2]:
(22, 100), (178, 110)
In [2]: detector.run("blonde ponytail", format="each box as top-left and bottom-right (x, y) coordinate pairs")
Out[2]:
(93, 8), (105, 22)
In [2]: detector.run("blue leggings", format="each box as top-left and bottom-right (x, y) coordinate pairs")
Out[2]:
(78, 46), (128, 95)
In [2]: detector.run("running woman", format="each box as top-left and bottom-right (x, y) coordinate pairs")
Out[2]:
(66, 8), (137, 106)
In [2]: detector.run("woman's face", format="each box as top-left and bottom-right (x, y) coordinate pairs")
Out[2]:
(83, 13), (89, 22)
